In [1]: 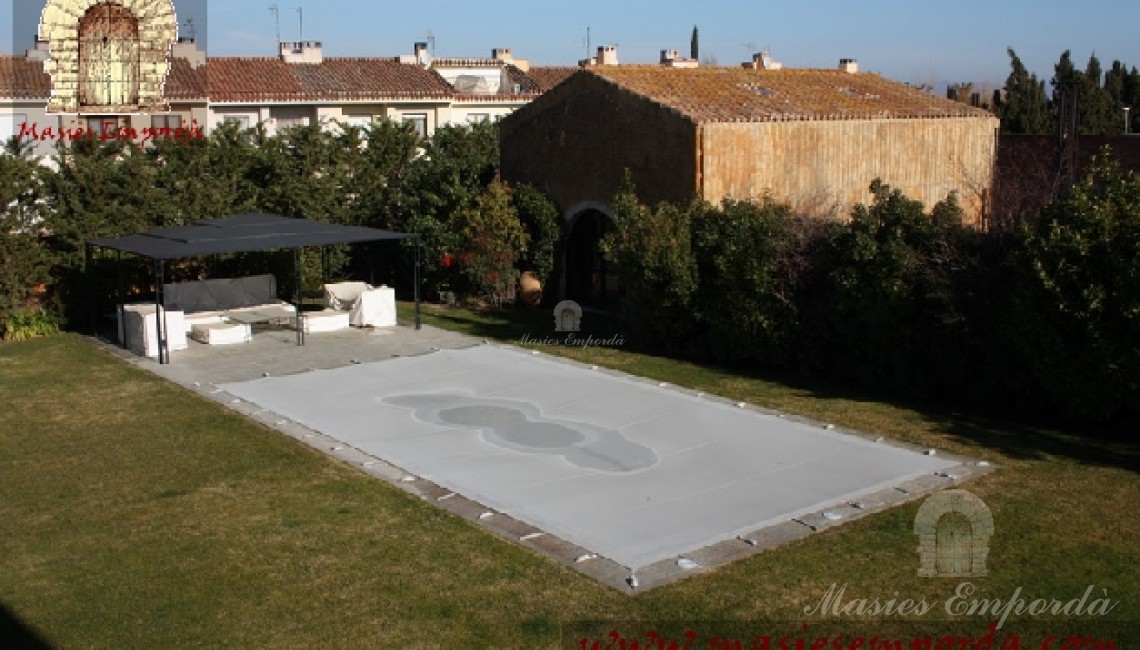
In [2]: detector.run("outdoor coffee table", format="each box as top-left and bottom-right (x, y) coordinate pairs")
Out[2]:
(223, 306), (306, 343)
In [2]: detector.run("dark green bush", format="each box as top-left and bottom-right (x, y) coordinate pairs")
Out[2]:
(688, 197), (805, 367)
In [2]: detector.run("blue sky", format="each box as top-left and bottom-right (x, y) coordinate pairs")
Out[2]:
(4, 0), (1138, 90)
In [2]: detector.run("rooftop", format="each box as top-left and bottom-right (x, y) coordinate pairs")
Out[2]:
(205, 57), (454, 103)
(0, 56), (51, 99)
(0, 54), (567, 104)
(587, 65), (996, 123)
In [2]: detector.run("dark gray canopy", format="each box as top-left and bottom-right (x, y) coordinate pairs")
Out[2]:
(90, 213), (422, 364)
(90, 213), (418, 260)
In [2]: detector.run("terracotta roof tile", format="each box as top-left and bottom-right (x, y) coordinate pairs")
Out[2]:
(588, 66), (995, 123)
(204, 57), (453, 102)
(522, 66), (578, 93)
(498, 65), (540, 95)
(289, 58), (453, 100)
(164, 58), (208, 99)
(0, 56), (51, 99)
(205, 58), (306, 102)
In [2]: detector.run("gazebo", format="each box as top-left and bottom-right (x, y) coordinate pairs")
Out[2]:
(89, 213), (421, 364)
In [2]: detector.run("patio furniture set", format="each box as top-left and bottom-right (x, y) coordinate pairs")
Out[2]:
(118, 275), (396, 358)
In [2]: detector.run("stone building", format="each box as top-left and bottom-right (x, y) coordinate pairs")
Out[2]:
(500, 58), (1000, 301)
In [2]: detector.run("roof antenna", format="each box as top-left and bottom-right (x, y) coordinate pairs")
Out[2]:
(181, 17), (196, 42)
(296, 6), (303, 42)
(268, 5), (280, 45)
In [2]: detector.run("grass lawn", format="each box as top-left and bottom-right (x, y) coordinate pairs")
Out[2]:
(1, 306), (1137, 648)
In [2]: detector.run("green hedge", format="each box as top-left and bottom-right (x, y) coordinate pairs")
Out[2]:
(608, 157), (1140, 424)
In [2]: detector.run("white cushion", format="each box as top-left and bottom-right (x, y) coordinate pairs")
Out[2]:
(302, 310), (351, 333)
(183, 311), (226, 334)
(190, 322), (251, 345)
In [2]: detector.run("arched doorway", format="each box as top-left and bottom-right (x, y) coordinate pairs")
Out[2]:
(78, 3), (140, 110)
(565, 208), (618, 305)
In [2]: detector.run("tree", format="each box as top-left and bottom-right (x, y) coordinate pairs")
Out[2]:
(45, 138), (165, 269)
(352, 118), (420, 230)
(798, 181), (971, 394)
(690, 25), (699, 61)
(451, 177), (528, 303)
(0, 150), (52, 319)
(605, 173), (698, 353)
(998, 49), (1052, 134)
(1079, 54), (1117, 135)
(1015, 151), (1140, 420)
(689, 197), (802, 366)
(511, 183), (560, 290)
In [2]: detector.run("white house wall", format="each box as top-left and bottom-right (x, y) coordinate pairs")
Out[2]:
(205, 101), (464, 138)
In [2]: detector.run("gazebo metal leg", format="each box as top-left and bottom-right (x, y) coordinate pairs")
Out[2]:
(294, 247), (304, 346)
(116, 250), (127, 349)
(414, 240), (421, 330)
(154, 259), (167, 365)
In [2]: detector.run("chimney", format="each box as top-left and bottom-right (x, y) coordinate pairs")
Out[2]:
(399, 42), (431, 66)
(280, 41), (323, 64)
(839, 58), (859, 74)
(492, 47), (513, 63)
(744, 50), (781, 70)
(171, 37), (206, 69)
(597, 45), (619, 66)
(25, 36), (50, 61)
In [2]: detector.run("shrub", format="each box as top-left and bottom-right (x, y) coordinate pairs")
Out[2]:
(451, 178), (529, 304)
(0, 151), (52, 322)
(605, 180), (697, 353)
(688, 197), (805, 367)
(2, 307), (60, 342)
(1010, 152), (1140, 421)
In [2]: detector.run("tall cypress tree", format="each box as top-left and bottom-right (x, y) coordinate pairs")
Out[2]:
(1104, 60), (1128, 134)
(1081, 54), (1117, 134)
(1000, 49), (1052, 134)
(690, 25), (699, 61)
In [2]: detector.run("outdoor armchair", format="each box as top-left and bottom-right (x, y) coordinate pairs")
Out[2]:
(323, 282), (397, 327)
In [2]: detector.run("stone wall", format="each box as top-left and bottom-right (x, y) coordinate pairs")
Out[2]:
(500, 71), (698, 218)
(701, 116), (1000, 224)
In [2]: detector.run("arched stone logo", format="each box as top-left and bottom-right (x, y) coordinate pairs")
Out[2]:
(553, 300), (582, 332)
(914, 489), (993, 577)
(39, 0), (178, 113)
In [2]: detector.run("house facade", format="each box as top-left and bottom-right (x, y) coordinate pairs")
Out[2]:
(1, 36), (564, 155)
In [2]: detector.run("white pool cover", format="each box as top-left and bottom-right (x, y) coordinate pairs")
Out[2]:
(221, 345), (956, 569)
